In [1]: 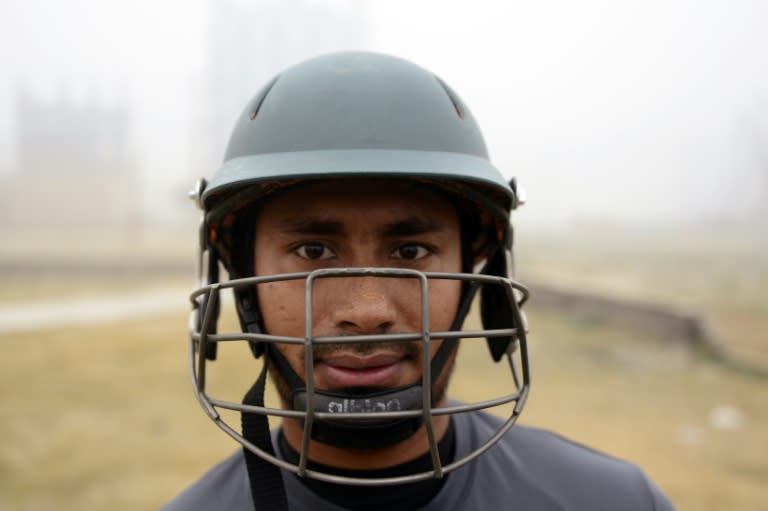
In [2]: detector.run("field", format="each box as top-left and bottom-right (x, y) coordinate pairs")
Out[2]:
(0, 226), (765, 510)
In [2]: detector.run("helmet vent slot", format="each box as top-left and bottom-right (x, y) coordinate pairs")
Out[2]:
(249, 74), (281, 121)
(435, 76), (465, 120)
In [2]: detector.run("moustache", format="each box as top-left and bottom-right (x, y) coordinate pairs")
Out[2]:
(308, 340), (422, 361)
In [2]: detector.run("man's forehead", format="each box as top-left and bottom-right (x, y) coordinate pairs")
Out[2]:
(258, 179), (459, 220)
(273, 178), (447, 198)
(273, 215), (449, 237)
(249, 181), (460, 242)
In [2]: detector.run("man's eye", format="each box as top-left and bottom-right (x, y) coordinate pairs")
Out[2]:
(392, 244), (430, 261)
(295, 243), (335, 260)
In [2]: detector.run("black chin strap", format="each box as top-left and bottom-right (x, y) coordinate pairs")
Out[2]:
(242, 358), (289, 511)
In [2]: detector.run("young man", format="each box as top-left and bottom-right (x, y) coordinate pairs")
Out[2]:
(163, 52), (675, 510)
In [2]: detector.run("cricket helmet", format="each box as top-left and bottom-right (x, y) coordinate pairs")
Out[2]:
(188, 51), (530, 486)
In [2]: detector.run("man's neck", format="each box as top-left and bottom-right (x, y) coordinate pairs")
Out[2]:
(278, 417), (456, 511)
(280, 412), (451, 470)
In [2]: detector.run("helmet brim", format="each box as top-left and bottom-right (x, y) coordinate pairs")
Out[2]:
(203, 149), (513, 211)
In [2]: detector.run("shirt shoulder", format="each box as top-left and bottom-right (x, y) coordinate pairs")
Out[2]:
(425, 411), (675, 511)
(508, 424), (674, 511)
(159, 450), (252, 511)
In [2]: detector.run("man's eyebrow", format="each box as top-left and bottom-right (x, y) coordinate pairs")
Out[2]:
(276, 216), (445, 236)
(380, 217), (445, 237)
(278, 218), (345, 235)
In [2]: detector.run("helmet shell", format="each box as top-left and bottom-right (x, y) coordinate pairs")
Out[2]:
(202, 52), (514, 214)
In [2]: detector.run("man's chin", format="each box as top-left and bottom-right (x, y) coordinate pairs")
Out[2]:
(333, 386), (394, 396)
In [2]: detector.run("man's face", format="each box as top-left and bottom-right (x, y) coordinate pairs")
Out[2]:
(253, 179), (463, 400)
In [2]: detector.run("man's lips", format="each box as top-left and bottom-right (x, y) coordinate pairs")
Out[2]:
(314, 352), (404, 388)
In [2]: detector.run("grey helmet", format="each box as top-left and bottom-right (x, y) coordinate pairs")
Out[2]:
(189, 51), (530, 486)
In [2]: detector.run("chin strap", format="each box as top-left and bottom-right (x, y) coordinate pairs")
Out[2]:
(242, 358), (289, 511)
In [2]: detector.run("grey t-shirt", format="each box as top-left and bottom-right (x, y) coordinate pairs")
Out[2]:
(161, 410), (674, 510)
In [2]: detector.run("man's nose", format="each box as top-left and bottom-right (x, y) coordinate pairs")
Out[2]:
(321, 276), (400, 335)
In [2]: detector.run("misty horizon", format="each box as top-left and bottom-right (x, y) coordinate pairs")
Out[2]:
(0, 0), (766, 231)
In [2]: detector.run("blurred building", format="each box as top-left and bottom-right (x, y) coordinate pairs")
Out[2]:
(1, 89), (139, 228)
(0, 1), (371, 232)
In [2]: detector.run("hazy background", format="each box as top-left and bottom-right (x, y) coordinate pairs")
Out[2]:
(1, 2), (767, 509)
(1, 0), (766, 234)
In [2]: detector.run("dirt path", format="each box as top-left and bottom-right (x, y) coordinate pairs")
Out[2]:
(0, 289), (187, 333)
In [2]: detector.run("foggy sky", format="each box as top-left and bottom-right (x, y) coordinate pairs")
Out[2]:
(1, 0), (766, 228)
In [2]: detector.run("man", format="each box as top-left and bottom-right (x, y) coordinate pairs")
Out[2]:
(163, 52), (674, 510)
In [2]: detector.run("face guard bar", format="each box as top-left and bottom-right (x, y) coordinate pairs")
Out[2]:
(188, 267), (530, 486)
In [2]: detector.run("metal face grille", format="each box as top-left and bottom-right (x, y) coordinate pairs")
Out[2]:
(188, 267), (530, 486)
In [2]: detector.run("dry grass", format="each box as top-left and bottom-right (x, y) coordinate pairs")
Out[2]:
(0, 304), (765, 511)
(0, 227), (765, 510)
